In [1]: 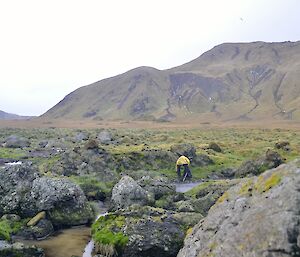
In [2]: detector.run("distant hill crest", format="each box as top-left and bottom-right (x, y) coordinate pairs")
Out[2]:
(42, 41), (300, 122)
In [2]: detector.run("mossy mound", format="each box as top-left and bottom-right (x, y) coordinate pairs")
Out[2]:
(91, 206), (202, 257)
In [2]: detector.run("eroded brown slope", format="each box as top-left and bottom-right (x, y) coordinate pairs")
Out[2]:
(42, 41), (300, 121)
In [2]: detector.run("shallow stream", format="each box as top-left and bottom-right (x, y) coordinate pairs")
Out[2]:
(21, 182), (201, 257)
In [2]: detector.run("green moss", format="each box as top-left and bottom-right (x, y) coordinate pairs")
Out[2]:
(185, 181), (217, 198)
(92, 215), (128, 256)
(0, 220), (11, 241)
(0, 148), (26, 159)
(70, 176), (114, 199)
(154, 195), (173, 209)
(37, 156), (61, 174)
(0, 218), (28, 241)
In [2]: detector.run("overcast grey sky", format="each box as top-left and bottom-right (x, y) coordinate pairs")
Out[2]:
(0, 0), (299, 116)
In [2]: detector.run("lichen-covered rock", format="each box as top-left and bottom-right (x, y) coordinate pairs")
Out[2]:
(111, 176), (154, 210)
(0, 241), (44, 257)
(0, 163), (93, 228)
(177, 160), (300, 257)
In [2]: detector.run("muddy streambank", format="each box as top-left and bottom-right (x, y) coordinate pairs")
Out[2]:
(21, 226), (91, 257)
(20, 182), (200, 257)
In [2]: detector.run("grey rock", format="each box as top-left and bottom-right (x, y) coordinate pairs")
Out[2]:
(4, 135), (30, 148)
(0, 163), (93, 227)
(192, 154), (214, 166)
(177, 159), (300, 257)
(138, 176), (175, 200)
(170, 143), (196, 158)
(17, 219), (54, 240)
(94, 206), (188, 257)
(97, 130), (112, 144)
(0, 240), (45, 257)
(208, 142), (222, 152)
(1, 214), (21, 222)
(111, 176), (154, 210)
(74, 132), (89, 142)
(275, 141), (291, 151)
(235, 149), (283, 177)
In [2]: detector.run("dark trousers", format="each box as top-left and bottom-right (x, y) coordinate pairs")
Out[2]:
(177, 164), (192, 179)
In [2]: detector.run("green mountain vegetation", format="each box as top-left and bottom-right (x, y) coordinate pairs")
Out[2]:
(42, 41), (300, 122)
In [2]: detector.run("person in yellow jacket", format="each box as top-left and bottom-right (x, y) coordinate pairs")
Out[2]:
(176, 155), (192, 181)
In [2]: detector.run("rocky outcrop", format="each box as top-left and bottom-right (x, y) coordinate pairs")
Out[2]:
(111, 176), (154, 210)
(275, 141), (291, 151)
(18, 218), (54, 240)
(208, 142), (222, 152)
(92, 205), (202, 257)
(3, 135), (30, 148)
(0, 163), (93, 228)
(138, 176), (176, 200)
(235, 149), (283, 177)
(0, 241), (44, 257)
(170, 143), (196, 158)
(98, 130), (112, 144)
(178, 159), (300, 257)
(178, 179), (240, 215)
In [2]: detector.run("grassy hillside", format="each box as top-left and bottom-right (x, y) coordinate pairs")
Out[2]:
(42, 41), (300, 122)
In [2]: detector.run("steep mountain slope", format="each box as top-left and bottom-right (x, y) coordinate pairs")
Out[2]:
(0, 110), (32, 120)
(42, 41), (300, 121)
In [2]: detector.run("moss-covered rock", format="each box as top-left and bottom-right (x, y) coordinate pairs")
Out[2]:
(181, 179), (240, 216)
(92, 206), (195, 257)
(235, 149), (283, 178)
(178, 159), (300, 257)
(0, 217), (28, 241)
(0, 164), (94, 229)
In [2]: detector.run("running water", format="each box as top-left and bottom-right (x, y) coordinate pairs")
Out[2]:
(20, 202), (107, 257)
(82, 212), (108, 257)
(175, 181), (202, 193)
(5, 161), (22, 166)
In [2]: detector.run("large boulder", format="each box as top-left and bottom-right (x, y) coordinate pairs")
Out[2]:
(138, 176), (176, 200)
(0, 163), (93, 228)
(111, 176), (154, 210)
(98, 130), (112, 144)
(170, 143), (196, 158)
(178, 159), (300, 257)
(3, 135), (30, 148)
(235, 149), (283, 178)
(74, 131), (89, 142)
(92, 206), (201, 257)
(177, 179), (239, 215)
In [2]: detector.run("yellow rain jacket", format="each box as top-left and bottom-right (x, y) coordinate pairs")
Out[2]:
(176, 156), (190, 166)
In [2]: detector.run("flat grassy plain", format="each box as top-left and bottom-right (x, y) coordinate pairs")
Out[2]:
(0, 119), (299, 181)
